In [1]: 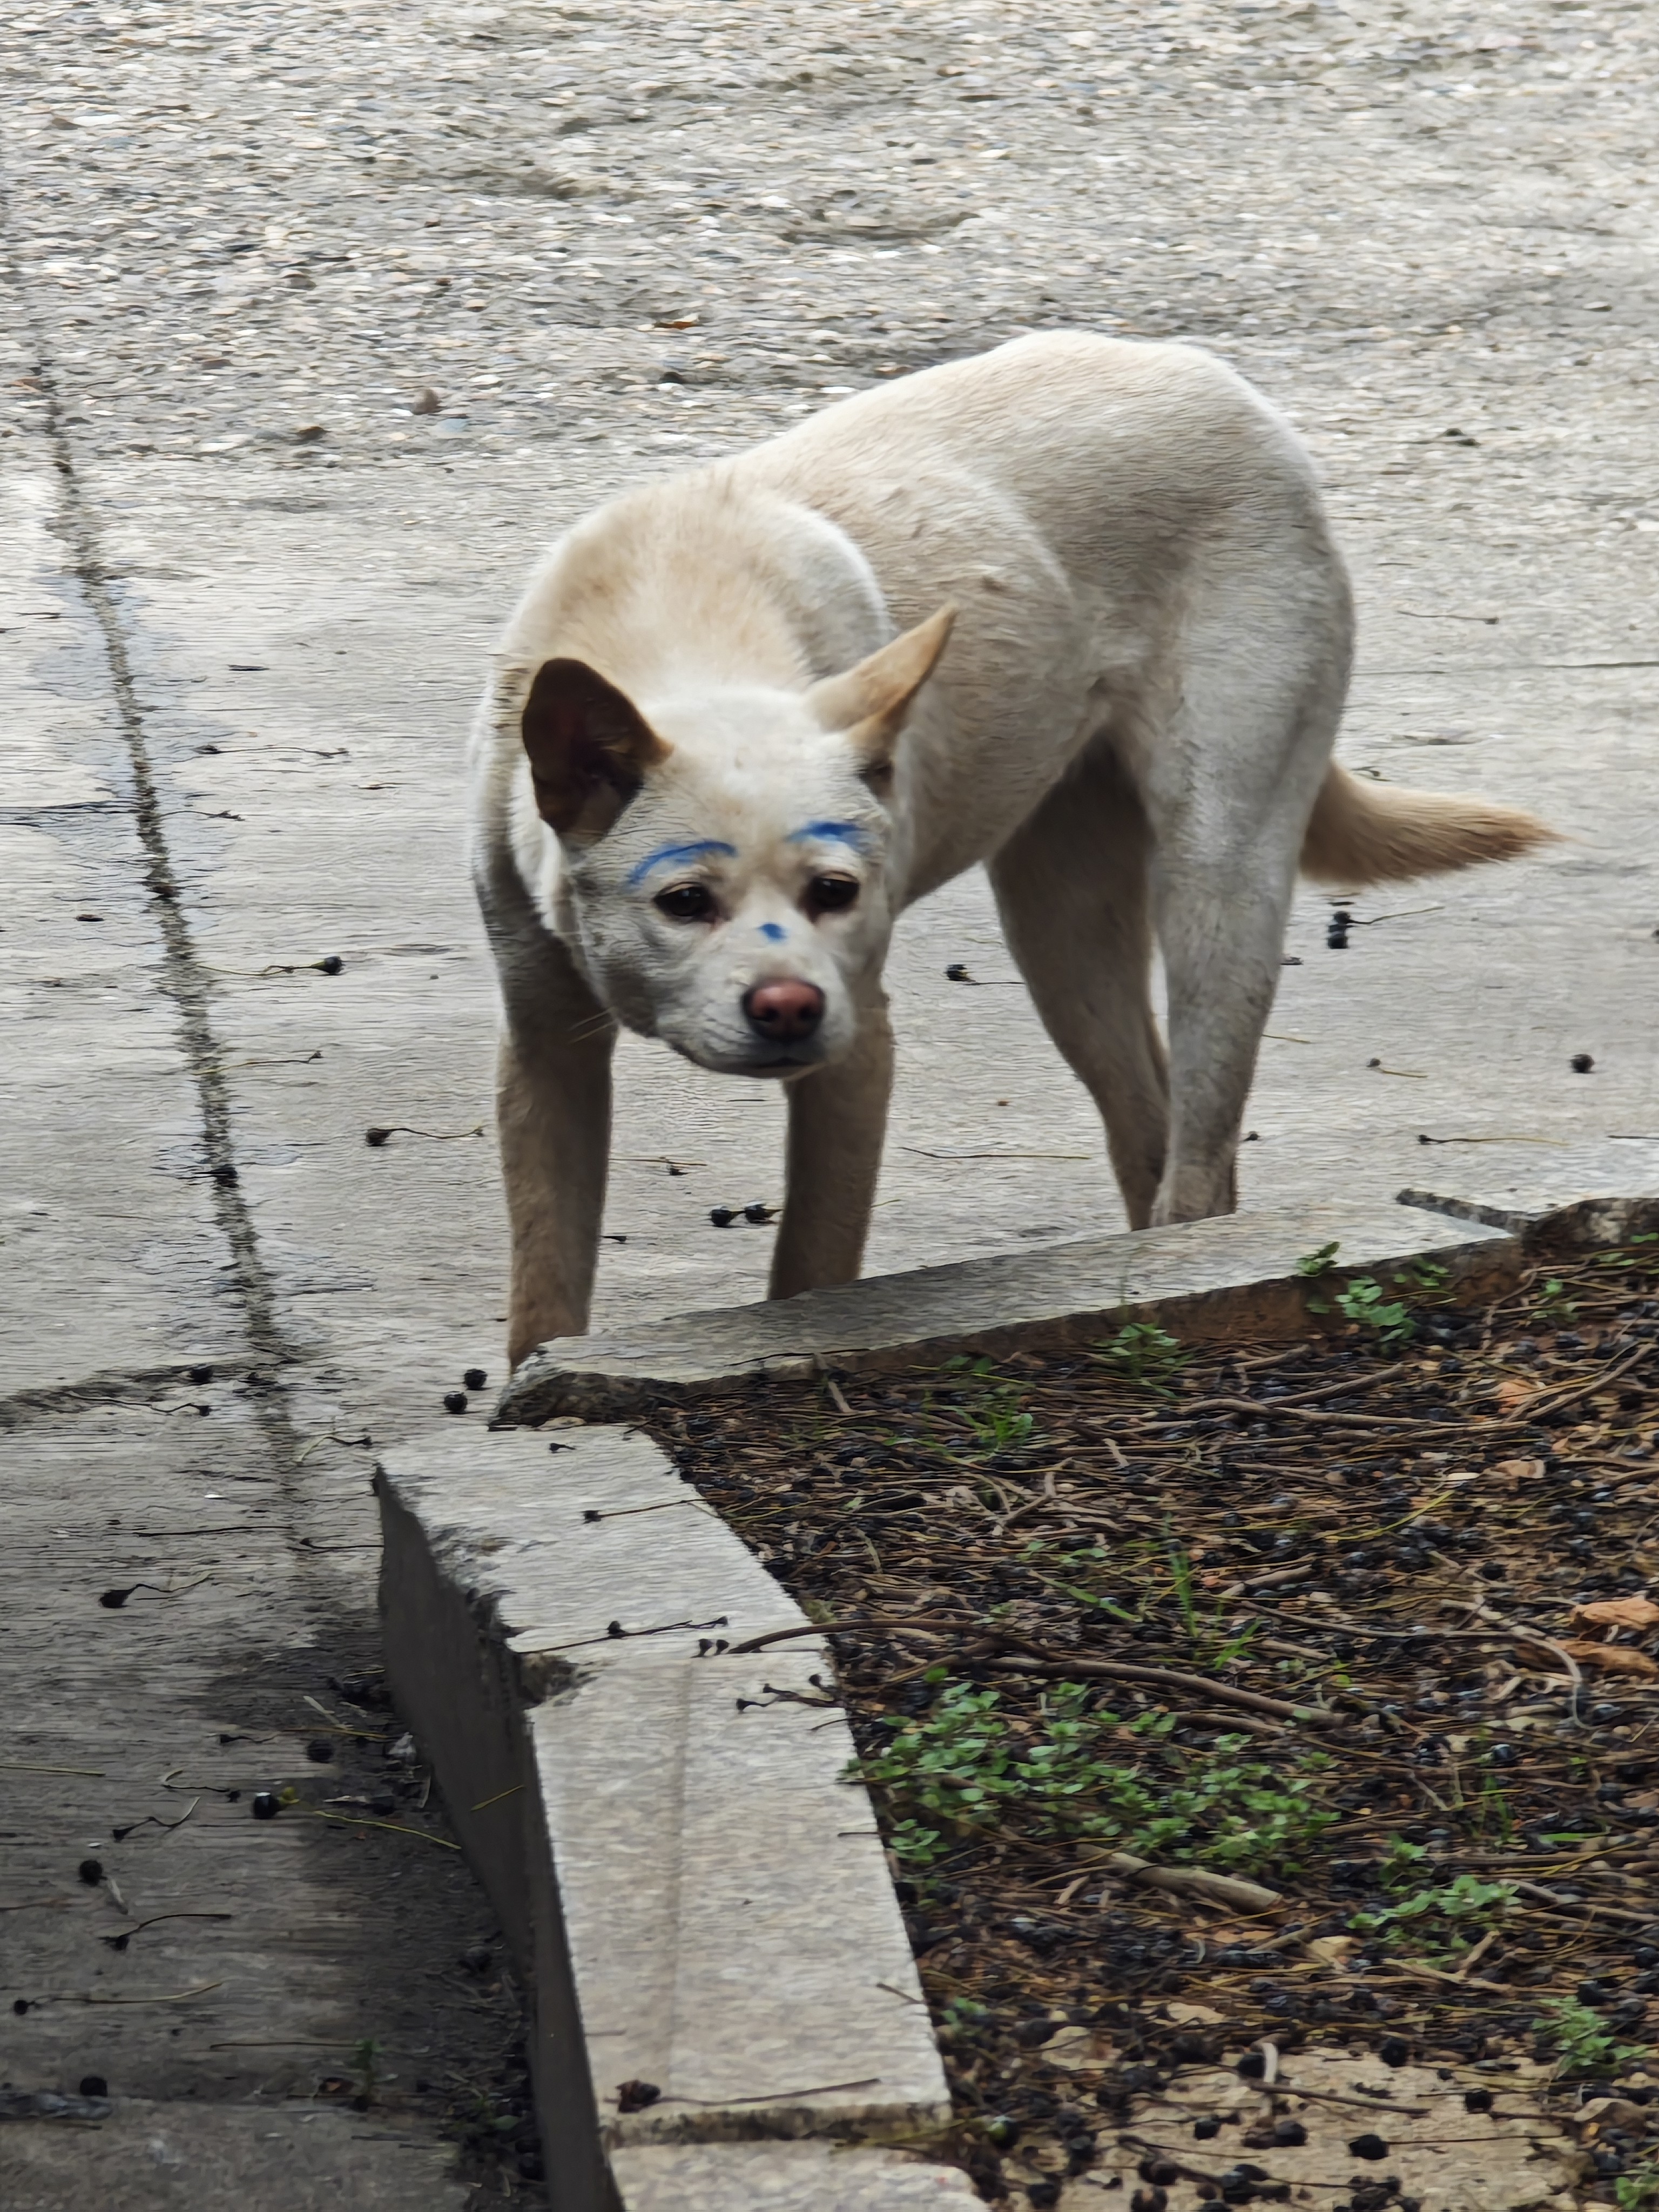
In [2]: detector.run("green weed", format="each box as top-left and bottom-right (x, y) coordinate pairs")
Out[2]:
(1295, 1240), (1342, 1280)
(1473, 1770), (1515, 1845)
(1534, 1995), (1649, 2080)
(851, 1674), (1336, 1871)
(1335, 1274), (1419, 1347)
(1533, 1276), (1579, 1325)
(943, 1357), (1041, 1454)
(1615, 2166), (1659, 2210)
(1380, 1834), (1430, 1889)
(352, 2036), (383, 2107)
(1092, 1321), (1185, 1391)
(1349, 1873), (1516, 1948)
(1301, 1250), (1452, 1347)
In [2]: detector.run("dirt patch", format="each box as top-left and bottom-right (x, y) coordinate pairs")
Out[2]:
(645, 1243), (1659, 2207)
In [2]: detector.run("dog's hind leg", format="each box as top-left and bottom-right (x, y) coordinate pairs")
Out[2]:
(1142, 576), (1350, 1225)
(490, 922), (617, 1367)
(770, 988), (894, 1300)
(988, 741), (1170, 1229)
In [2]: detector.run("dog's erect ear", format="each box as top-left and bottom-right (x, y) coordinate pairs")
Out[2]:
(804, 603), (956, 785)
(521, 658), (671, 839)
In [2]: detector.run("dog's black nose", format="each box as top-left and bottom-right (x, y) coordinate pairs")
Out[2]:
(743, 979), (824, 1041)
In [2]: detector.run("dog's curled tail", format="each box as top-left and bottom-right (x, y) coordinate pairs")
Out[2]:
(1300, 763), (1556, 887)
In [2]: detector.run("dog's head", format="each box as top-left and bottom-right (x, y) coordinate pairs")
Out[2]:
(518, 606), (953, 1076)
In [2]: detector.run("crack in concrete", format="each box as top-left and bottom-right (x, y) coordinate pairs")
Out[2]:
(0, 1358), (257, 1433)
(0, 177), (309, 1485)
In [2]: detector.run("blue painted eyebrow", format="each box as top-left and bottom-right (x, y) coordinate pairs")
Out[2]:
(627, 839), (737, 888)
(786, 820), (867, 851)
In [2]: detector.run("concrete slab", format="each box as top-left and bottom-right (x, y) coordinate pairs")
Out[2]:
(0, 2102), (473, 2212)
(498, 1199), (1518, 1421)
(376, 1425), (948, 2209)
(1399, 1137), (1659, 1238)
(610, 2142), (984, 2211)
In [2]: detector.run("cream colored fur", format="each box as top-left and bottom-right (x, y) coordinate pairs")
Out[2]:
(469, 332), (1554, 1367)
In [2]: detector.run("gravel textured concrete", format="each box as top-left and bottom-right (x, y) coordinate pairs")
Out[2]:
(3, 0), (1656, 2202)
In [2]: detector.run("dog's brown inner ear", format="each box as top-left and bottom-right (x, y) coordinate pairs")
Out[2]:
(521, 658), (670, 838)
(804, 603), (956, 784)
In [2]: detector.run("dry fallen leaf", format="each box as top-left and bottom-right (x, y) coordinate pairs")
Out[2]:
(1573, 2096), (1650, 2136)
(1305, 1934), (1358, 1967)
(1164, 2001), (1228, 2026)
(1558, 1640), (1659, 1678)
(1573, 1596), (1659, 1633)
(1041, 2024), (1115, 2071)
(1492, 1456), (1546, 1487)
(1494, 1380), (1539, 1413)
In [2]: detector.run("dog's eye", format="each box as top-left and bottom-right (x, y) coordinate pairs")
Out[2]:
(654, 882), (716, 923)
(807, 874), (859, 915)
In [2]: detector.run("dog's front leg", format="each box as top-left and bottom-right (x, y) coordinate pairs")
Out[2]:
(497, 959), (616, 1368)
(770, 992), (894, 1301)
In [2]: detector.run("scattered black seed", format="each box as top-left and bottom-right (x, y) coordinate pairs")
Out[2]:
(1570, 1052), (1594, 1073)
(186, 1364), (214, 1385)
(463, 1367), (487, 1391)
(946, 962), (973, 981)
(1377, 2036), (1410, 2067)
(743, 1202), (773, 1224)
(443, 1391), (469, 1415)
(99, 1587), (131, 1609)
(709, 1205), (736, 1226)
(78, 2075), (107, 2098)
(615, 2079), (660, 2114)
(1273, 2119), (1307, 2146)
(12, 1999), (28, 2015)
(365, 1127), (392, 1145)
(316, 954), (344, 974)
(251, 1792), (280, 1820)
(1194, 2117), (1222, 2141)
(305, 1738), (335, 1763)
(78, 1858), (103, 1886)
(1348, 2134), (1390, 2161)
(461, 1944), (494, 1975)
(1464, 2088), (1493, 2113)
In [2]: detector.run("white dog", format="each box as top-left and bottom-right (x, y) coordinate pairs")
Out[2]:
(470, 333), (1550, 1367)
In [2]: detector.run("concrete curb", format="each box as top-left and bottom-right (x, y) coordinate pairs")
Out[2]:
(377, 1424), (964, 2212)
(497, 1196), (1520, 1422)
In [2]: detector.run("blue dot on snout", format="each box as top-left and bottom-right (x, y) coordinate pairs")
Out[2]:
(759, 923), (787, 943)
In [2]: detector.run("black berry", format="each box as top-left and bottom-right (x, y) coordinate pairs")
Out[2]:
(463, 1367), (487, 1391)
(443, 1391), (469, 1414)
